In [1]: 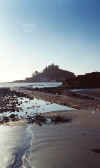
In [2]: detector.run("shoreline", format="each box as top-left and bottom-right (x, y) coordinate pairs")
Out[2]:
(0, 86), (100, 126)
(12, 86), (100, 110)
(4, 108), (100, 129)
(1, 86), (100, 167)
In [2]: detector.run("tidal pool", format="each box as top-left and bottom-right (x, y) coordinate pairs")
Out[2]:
(1, 97), (74, 119)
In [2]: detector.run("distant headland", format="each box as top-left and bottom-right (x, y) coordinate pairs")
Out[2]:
(13, 64), (100, 89)
(14, 64), (75, 83)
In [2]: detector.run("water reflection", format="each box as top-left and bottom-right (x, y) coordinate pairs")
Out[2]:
(0, 124), (32, 168)
(0, 97), (74, 119)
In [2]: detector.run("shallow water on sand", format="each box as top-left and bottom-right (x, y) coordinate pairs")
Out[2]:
(0, 86), (100, 167)
(1, 123), (100, 168)
(0, 124), (34, 168)
(28, 125), (100, 168)
(0, 97), (74, 118)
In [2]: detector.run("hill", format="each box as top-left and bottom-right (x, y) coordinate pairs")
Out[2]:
(17, 64), (75, 83)
(63, 72), (100, 89)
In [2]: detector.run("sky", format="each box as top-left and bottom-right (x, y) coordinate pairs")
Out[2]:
(0, 0), (100, 82)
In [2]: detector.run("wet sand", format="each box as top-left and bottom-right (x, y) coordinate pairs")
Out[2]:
(26, 109), (100, 168)
(0, 109), (100, 168)
(0, 87), (100, 167)
(0, 123), (28, 168)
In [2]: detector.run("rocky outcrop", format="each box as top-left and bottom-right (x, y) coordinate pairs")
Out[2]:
(24, 64), (75, 82)
(64, 72), (100, 89)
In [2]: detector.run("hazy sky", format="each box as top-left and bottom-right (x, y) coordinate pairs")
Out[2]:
(0, 0), (100, 82)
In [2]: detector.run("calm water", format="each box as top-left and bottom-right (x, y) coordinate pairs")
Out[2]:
(71, 88), (100, 92)
(0, 97), (74, 118)
(0, 82), (62, 88)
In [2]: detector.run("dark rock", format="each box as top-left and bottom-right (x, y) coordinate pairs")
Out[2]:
(92, 149), (100, 154)
(3, 116), (9, 123)
(51, 115), (72, 124)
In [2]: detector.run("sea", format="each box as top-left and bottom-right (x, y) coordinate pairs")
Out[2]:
(0, 82), (62, 88)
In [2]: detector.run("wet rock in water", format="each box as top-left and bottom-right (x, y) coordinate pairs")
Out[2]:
(26, 114), (46, 125)
(0, 88), (73, 126)
(3, 116), (9, 123)
(51, 115), (72, 124)
(91, 149), (100, 154)
(0, 89), (23, 114)
(35, 114), (46, 123)
(26, 113), (72, 126)
(26, 115), (35, 124)
(9, 114), (18, 121)
(34, 114), (47, 126)
(0, 116), (4, 124)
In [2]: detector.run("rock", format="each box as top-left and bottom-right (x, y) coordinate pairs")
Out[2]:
(51, 115), (72, 124)
(9, 114), (18, 121)
(3, 116), (9, 123)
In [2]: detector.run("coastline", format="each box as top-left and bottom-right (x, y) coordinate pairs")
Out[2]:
(12, 86), (100, 110)
(4, 108), (100, 129)
(0, 86), (100, 126)
(0, 86), (100, 167)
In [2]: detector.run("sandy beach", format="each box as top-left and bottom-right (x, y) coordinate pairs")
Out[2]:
(0, 0), (100, 166)
(0, 86), (100, 167)
(2, 108), (100, 168)
(29, 123), (100, 168)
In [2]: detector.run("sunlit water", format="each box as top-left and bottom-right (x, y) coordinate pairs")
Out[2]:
(0, 97), (74, 119)
(71, 88), (100, 92)
(0, 124), (32, 168)
(19, 97), (74, 115)
(0, 82), (62, 88)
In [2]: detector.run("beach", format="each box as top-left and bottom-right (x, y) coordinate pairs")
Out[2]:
(0, 84), (100, 167)
(12, 86), (100, 111)
(1, 109), (100, 168)
(1, 0), (100, 167)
